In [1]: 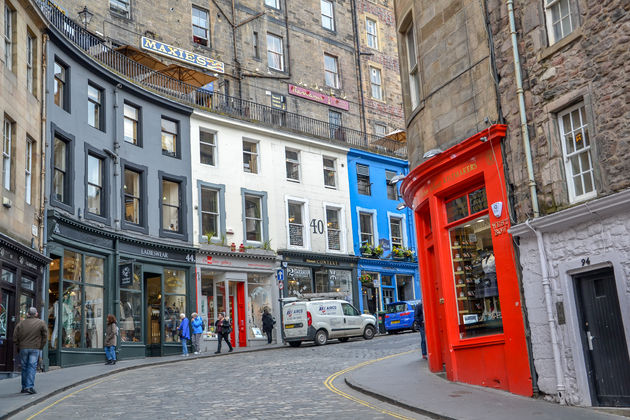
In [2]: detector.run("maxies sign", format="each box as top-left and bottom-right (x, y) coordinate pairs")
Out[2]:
(141, 37), (225, 74)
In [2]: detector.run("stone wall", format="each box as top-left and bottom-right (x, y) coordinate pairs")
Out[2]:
(487, 0), (630, 221)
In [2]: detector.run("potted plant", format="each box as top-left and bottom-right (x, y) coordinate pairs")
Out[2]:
(373, 245), (384, 258)
(359, 273), (372, 284)
(392, 246), (406, 260)
(403, 248), (415, 261)
(360, 242), (374, 257)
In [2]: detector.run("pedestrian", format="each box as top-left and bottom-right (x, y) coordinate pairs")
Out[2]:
(214, 312), (233, 354)
(414, 301), (427, 359)
(177, 313), (191, 356)
(261, 307), (275, 344)
(13, 307), (47, 394)
(191, 312), (203, 354)
(104, 314), (119, 365)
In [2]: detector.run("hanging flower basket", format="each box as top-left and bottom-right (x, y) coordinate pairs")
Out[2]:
(359, 273), (372, 284)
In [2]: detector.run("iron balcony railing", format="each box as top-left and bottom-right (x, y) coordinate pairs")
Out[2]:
(37, 0), (407, 158)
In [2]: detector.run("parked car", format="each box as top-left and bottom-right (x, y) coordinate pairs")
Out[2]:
(384, 300), (422, 333)
(282, 299), (377, 347)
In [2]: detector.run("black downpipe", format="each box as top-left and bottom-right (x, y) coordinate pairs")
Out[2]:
(350, 0), (368, 140)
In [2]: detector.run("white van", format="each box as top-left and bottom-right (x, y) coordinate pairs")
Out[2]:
(282, 299), (376, 347)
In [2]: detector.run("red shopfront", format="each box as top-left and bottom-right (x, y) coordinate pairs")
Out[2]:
(400, 125), (532, 396)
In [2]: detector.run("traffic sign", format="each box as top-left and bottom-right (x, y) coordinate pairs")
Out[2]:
(276, 269), (284, 281)
(278, 280), (284, 290)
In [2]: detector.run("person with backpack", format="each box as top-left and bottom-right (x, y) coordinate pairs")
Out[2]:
(190, 312), (203, 354)
(214, 312), (233, 354)
(177, 313), (191, 356)
(261, 308), (275, 344)
(414, 301), (427, 359)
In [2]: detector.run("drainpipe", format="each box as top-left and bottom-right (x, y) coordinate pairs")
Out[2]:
(112, 84), (122, 231)
(40, 33), (50, 370)
(507, 0), (539, 217)
(525, 220), (566, 404)
(350, 0), (368, 140)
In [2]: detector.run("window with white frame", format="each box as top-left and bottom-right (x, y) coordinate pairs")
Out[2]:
(200, 186), (219, 237)
(265, 0), (279, 9)
(285, 149), (300, 181)
(25, 138), (32, 205)
(366, 17), (378, 49)
(375, 123), (387, 138)
(200, 129), (216, 166)
(192, 6), (209, 46)
(359, 212), (374, 245)
(385, 171), (398, 200)
(244, 194), (263, 242)
(161, 117), (178, 157)
(324, 54), (339, 88)
(287, 201), (304, 247)
(243, 140), (259, 173)
(558, 103), (596, 202)
(325, 207), (341, 251)
(321, 0), (335, 31)
(162, 179), (181, 232)
(370, 67), (383, 100)
(3, 118), (12, 190)
(356, 164), (371, 195)
(53, 60), (68, 110)
(267, 33), (284, 71)
(26, 33), (35, 94)
(405, 24), (420, 109)
(123, 103), (139, 145)
(110, 0), (130, 18)
(87, 84), (103, 130)
(545, 0), (575, 44)
(323, 157), (336, 188)
(389, 217), (403, 249)
(87, 154), (104, 216)
(4, 5), (13, 71)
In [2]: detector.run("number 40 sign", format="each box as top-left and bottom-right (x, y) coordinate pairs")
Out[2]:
(310, 219), (324, 234)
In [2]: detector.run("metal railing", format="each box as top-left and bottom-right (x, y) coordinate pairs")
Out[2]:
(37, 0), (407, 158)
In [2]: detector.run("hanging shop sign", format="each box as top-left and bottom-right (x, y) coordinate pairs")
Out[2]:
(141, 37), (225, 73)
(119, 263), (133, 286)
(119, 241), (195, 263)
(288, 84), (349, 111)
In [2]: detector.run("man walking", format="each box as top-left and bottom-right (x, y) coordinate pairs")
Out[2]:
(13, 307), (48, 394)
(414, 301), (427, 360)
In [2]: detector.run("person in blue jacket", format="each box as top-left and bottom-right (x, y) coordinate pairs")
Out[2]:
(190, 312), (204, 354)
(177, 313), (191, 356)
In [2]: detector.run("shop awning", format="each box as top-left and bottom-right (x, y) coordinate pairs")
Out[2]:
(370, 129), (407, 149)
(384, 129), (407, 143)
(157, 64), (218, 87)
(114, 45), (168, 71)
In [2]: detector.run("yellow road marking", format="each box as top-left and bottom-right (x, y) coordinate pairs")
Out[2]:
(26, 378), (109, 420)
(324, 350), (416, 420)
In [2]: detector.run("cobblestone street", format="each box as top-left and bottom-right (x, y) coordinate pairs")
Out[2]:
(15, 334), (428, 419)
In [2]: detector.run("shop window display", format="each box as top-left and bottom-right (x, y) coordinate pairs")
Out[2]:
(287, 266), (313, 297)
(48, 257), (60, 349)
(120, 264), (141, 342)
(84, 286), (103, 348)
(247, 274), (271, 339)
(62, 282), (81, 348)
(164, 269), (186, 343)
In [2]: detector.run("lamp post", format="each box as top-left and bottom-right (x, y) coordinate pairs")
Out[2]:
(78, 6), (93, 29)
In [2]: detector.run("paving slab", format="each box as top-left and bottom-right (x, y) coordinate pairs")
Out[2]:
(345, 351), (625, 420)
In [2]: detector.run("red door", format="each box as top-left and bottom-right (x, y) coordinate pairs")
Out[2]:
(237, 283), (246, 347)
(228, 296), (236, 347)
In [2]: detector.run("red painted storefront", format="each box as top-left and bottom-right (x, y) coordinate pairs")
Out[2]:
(400, 125), (532, 396)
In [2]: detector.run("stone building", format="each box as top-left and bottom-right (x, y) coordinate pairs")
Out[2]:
(0, 0), (49, 377)
(47, 0), (404, 139)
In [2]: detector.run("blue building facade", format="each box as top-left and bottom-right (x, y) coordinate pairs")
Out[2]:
(347, 149), (420, 314)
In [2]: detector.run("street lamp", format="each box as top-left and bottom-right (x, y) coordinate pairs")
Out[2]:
(78, 6), (93, 29)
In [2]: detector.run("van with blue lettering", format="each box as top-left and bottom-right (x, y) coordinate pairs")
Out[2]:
(283, 299), (376, 347)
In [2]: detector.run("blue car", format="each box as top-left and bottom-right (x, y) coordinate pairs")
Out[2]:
(384, 300), (422, 333)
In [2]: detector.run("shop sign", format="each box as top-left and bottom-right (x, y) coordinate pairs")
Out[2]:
(288, 84), (349, 111)
(304, 259), (340, 266)
(119, 263), (133, 286)
(287, 266), (311, 279)
(119, 242), (195, 263)
(491, 218), (510, 237)
(141, 37), (225, 73)
(270, 92), (286, 110)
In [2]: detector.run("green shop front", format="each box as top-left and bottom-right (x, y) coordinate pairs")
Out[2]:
(46, 215), (195, 367)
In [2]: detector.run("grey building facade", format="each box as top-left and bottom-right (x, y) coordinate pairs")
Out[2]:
(44, 13), (196, 367)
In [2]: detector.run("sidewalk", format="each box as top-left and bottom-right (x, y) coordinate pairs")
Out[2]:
(345, 351), (627, 420)
(0, 343), (284, 419)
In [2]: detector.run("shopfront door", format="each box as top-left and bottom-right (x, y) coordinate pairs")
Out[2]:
(574, 268), (630, 407)
(429, 245), (448, 370)
(0, 289), (15, 371)
(145, 273), (162, 357)
(226, 282), (247, 348)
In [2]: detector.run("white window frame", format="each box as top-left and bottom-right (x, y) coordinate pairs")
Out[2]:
(324, 203), (345, 253)
(356, 207), (378, 246)
(265, 0), (279, 9)
(192, 6), (209, 46)
(200, 186), (220, 239)
(324, 54), (339, 89)
(242, 139), (259, 174)
(374, 123), (387, 138)
(545, 0), (575, 45)
(26, 33), (34, 94)
(557, 103), (596, 203)
(110, 0), (130, 17)
(25, 137), (32, 205)
(267, 33), (284, 71)
(370, 67), (383, 100)
(366, 17), (378, 50)
(123, 103), (139, 145)
(285, 196), (309, 250)
(321, 0), (335, 31)
(387, 212), (407, 249)
(3, 118), (12, 190)
(4, 5), (13, 71)
(87, 84), (102, 130)
(285, 148), (301, 182)
(199, 129), (217, 166)
(323, 156), (337, 189)
(405, 24), (420, 109)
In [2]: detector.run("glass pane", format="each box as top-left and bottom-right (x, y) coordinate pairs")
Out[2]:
(19, 294), (33, 321)
(62, 282), (82, 348)
(87, 155), (101, 186)
(21, 276), (35, 292)
(85, 256), (104, 286)
(245, 196), (261, 218)
(87, 185), (101, 215)
(573, 174), (584, 197)
(124, 170), (139, 196)
(54, 137), (66, 170)
(123, 117), (137, 144)
(248, 277), (272, 338)
(583, 171), (594, 194)
(381, 275), (393, 286)
(48, 257), (60, 348)
(286, 161), (299, 180)
(163, 205), (179, 231)
(165, 269), (186, 294)
(201, 188), (218, 213)
(561, 17), (571, 38)
(84, 286), (103, 348)
(125, 197), (140, 224)
(202, 213), (218, 236)
(247, 219), (261, 241)
(288, 203), (302, 224)
(564, 133), (575, 154)
(120, 290), (142, 343)
(570, 155), (581, 176)
(446, 195), (468, 223)
(449, 215), (502, 338)
(162, 180), (179, 206)
(469, 188), (487, 214)
(327, 208), (339, 229)
(287, 265), (313, 297)
(1, 269), (14, 284)
(164, 294), (186, 343)
(579, 152), (591, 175)
(0, 293), (7, 339)
(162, 132), (176, 155)
(63, 250), (82, 282)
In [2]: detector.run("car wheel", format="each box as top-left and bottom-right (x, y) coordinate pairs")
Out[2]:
(315, 329), (328, 346)
(412, 320), (419, 332)
(339, 337), (349, 342)
(288, 341), (301, 347)
(363, 325), (376, 340)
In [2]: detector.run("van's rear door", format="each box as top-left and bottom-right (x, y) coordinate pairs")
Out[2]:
(283, 303), (307, 338)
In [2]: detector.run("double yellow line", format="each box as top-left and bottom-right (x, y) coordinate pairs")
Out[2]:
(323, 350), (416, 420)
